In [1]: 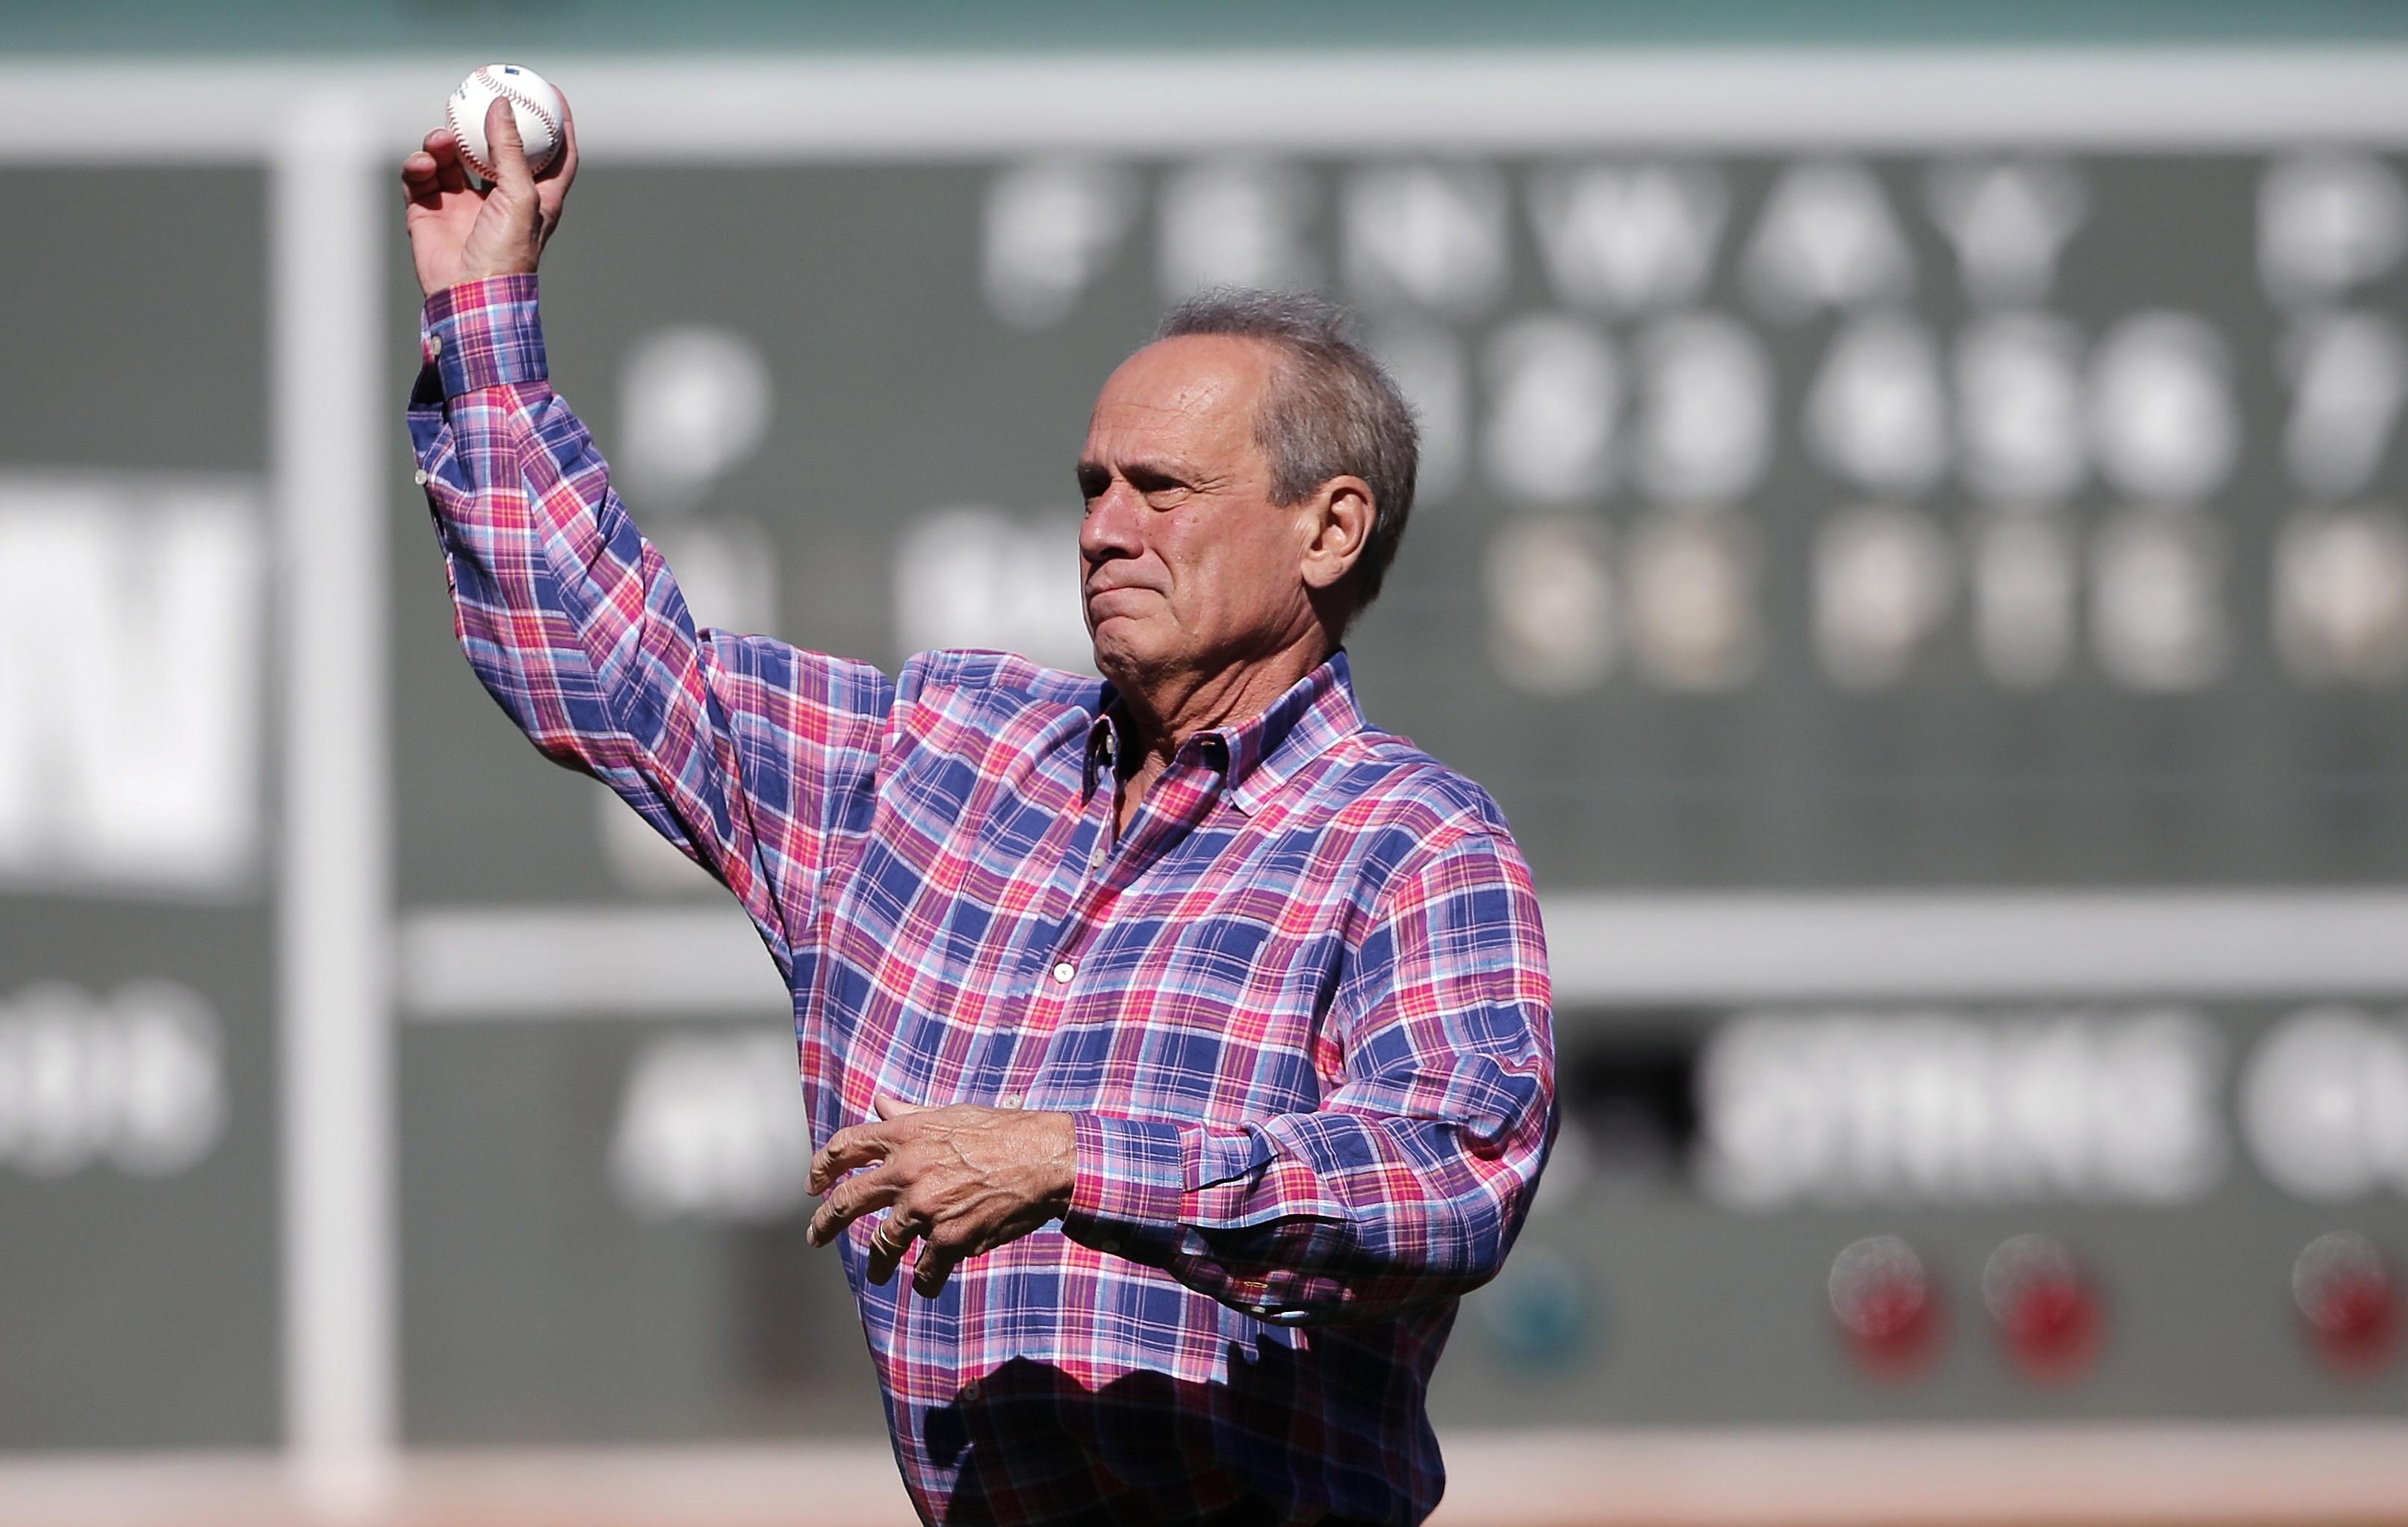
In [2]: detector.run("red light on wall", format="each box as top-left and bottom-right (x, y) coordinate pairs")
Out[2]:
(1982, 1234), (2101, 1383)
(1829, 1234), (1942, 1379)
(2293, 1231), (2398, 1377)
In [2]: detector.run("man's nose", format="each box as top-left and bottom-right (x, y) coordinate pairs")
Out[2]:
(1079, 483), (1144, 559)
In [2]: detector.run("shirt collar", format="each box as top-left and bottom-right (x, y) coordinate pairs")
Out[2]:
(1083, 650), (1365, 815)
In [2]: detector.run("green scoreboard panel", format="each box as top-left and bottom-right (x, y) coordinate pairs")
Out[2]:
(0, 167), (280, 1448)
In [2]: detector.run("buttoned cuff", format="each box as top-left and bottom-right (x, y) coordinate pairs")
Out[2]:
(1064, 1114), (1285, 1253)
(1066, 1114), (1188, 1240)
(420, 273), (547, 399)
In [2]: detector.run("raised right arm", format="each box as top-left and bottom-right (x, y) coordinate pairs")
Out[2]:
(400, 100), (891, 971)
(407, 279), (892, 969)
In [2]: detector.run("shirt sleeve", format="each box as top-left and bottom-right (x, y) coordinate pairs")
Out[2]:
(405, 276), (894, 974)
(1059, 818), (1557, 1325)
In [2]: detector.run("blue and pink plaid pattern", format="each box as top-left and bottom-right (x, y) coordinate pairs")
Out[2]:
(409, 275), (1556, 1526)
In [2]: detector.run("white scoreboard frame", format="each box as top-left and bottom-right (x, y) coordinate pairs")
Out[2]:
(3, 49), (2408, 1526)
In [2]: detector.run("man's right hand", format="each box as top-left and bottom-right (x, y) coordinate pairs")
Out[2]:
(400, 93), (579, 299)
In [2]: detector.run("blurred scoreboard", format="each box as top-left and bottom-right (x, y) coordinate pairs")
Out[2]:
(391, 143), (2408, 1431)
(4, 57), (2408, 1461)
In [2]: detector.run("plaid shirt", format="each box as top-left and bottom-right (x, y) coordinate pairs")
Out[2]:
(409, 276), (1556, 1527)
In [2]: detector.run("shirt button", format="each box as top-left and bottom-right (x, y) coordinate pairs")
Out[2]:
(999, 1093), (1023, 1110)
(960, 1381), (981, 1402)
(412, 468), (429, 486)
(426, 333), (443, 356)
(1052, 961), (1074, 984)
(1099, 1236), (1122, 1254)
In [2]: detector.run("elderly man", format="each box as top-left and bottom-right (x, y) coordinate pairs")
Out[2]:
(402, 98), (1554, 1527)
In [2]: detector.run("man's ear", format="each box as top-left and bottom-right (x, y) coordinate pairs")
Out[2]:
(1299, 476), (1374, 593)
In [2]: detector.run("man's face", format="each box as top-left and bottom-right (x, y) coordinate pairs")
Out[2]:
(1076, 335), (1321, 691)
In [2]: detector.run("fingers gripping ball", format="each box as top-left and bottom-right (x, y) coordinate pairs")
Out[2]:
(447, 63), (564, 178)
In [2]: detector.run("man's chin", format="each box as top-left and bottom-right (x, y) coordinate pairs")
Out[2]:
(1087, 621), (1161, 688)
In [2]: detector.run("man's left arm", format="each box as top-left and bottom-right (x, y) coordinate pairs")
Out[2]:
(1064, 821), (1557, 1325)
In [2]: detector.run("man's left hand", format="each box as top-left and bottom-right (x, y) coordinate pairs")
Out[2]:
(807, 1096), (1077, 1296)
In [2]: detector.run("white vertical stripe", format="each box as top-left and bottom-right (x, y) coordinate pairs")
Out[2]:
(273, 94), (396, 1513)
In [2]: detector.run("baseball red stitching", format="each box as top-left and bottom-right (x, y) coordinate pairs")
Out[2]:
(447, 66), (560, 181)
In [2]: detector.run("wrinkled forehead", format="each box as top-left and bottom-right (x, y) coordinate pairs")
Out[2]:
(1084, 335), (1280, 458)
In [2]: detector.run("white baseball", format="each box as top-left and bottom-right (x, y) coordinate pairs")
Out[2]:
(446, 63), (565, 179)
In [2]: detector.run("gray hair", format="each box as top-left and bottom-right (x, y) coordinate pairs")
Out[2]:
(1153, 288), (1419, 612)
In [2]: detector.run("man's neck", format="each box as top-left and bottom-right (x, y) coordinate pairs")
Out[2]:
(1109, 632), (1334, 833)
